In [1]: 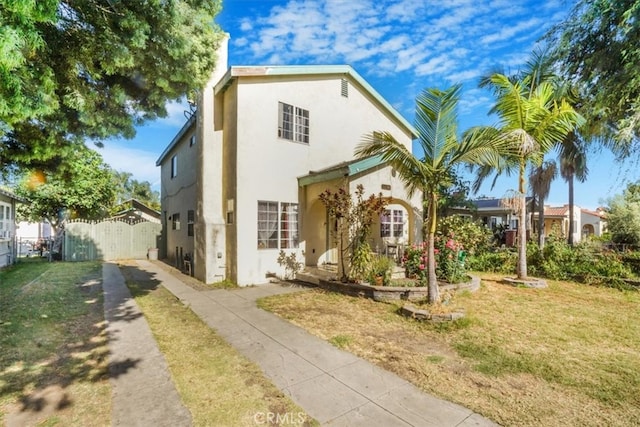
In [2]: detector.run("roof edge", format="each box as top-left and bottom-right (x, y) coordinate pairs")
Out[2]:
(156, 115), (196, 166)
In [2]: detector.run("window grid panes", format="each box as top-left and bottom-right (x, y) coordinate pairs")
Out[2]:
(172, 213), (180, 230)
(258, 201), (279, 249)
(258, 201), (299, 249)
(187, 210), (195, 237)
(278, 102), (309, 144)
(280, 203), (299, 249)
(380, 209), (403, 238)
(171, 155), (178, 178)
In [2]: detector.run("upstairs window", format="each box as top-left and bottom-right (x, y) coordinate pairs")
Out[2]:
(278, 102), (309, 144)
(171, 155), (178, 178)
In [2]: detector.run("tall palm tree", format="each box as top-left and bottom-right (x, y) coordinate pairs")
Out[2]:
(559, 133), (589, 245)
(473, 73), (583, 280)
(355, 85), (505, 303)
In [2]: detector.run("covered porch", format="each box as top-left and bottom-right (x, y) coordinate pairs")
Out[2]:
(297, 156), (423, 269)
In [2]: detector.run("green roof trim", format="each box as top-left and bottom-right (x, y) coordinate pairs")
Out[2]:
(298, 155), (385, 187)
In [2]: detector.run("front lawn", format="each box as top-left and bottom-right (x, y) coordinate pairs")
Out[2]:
(258, 273), (640, 427)
(0, 259), (110, 426)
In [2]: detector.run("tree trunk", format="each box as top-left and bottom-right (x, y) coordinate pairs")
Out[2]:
(568, 174), (575, 246)
(427, 191), (440, 304)
(517, 161), (528, 279)
(537, 196), (545, 250)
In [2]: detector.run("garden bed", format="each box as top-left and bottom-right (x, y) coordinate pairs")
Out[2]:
(314, 274), (480, 302)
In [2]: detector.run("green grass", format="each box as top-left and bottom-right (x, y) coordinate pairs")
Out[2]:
(0, 259), (110, 426)
(119, 263), (318, 427)
(328, 334), (353, 349)
(258, 274), (640, 426)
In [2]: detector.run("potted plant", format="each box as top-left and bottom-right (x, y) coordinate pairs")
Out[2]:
(368, 255), (394, 286)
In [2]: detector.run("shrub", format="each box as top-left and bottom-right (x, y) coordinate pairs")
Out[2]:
(467, 249), (517, 274)
(367, 255), (394, 286)
(403, 236), (468, 283)
(437, 216), (493, 255)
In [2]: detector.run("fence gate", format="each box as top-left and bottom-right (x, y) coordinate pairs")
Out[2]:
(64, 219), (161, 261)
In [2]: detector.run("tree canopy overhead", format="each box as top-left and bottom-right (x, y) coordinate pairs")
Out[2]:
(547, 0), (640, 149)
(1, 0), (223, 172)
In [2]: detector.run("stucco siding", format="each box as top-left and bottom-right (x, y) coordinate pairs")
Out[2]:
(159, 127), (197, 264)
(228, 75), (413, 285)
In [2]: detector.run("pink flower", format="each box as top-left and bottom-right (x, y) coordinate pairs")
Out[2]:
(446, 239), (456, 250)
(434, 248), (440, 254)
(419, 264), (425, 270)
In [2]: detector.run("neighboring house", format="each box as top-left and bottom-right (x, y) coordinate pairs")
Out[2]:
(111, 199), (161, 224)
(156, 36), (423, 285)
(450, 197), (533, 227)
(15, 220), (53, 256)
(0, 188), (22, 267)
(448, 197), (534, 246)
(534, 204), (606, 243)
(581, 207), (607, 240)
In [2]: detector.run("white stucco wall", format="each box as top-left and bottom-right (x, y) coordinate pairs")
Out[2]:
(581, 210), (605, 238)
(229, 74), (414, 285)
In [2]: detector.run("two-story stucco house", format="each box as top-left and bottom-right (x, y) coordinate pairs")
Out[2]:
(0, 188), (22, 268)
(157, 37), (423, 285)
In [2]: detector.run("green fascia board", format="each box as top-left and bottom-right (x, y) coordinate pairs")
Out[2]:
(215, 65), (417, 138)
(298, 155), (385, 187)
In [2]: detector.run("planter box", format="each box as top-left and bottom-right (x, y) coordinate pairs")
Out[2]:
(315, 275), (480, 302)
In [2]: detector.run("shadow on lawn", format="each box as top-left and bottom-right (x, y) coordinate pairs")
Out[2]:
(0, 261), (164, 424)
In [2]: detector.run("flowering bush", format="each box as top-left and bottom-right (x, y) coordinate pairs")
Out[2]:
(435, 235), (467, 284)
(402, 235), (467, 284)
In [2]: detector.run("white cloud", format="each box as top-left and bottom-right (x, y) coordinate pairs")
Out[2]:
(160, 99), (192, 127)
(92, 143), (161, 188)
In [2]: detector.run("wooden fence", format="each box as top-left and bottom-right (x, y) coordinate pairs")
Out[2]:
(63, 219), (162, 261)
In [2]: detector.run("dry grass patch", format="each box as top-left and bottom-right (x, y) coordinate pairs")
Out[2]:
(0, 259), (110, 426)
(119, 263), (317, 427)
(258, 273), (640, 427)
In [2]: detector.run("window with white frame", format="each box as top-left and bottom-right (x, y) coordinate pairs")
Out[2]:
(187, 210), (194, 236)
(380, 209), (404, 238)
(171, 155), (178, 178)
(278, 102), (309, 144)
(258, 201), (299, 249)
(280, 203), (299, 248)
(172, 213), (181, 230)
(0, 203), (11, 239)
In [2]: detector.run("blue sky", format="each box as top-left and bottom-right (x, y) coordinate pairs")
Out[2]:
(97, 0), (635, 210)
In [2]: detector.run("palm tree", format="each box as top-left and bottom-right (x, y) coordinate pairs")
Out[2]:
(473, 73), (583, 280)
(529, 160), (558, 249)
(559, 133), (589, 245)
(355, 85), (505, 303)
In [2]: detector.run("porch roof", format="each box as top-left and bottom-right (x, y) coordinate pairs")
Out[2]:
(297, 155), (385, 187)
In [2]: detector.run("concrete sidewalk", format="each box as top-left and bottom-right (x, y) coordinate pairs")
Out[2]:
(103, 263), (192, 426)
(134, 260), (496, 427)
